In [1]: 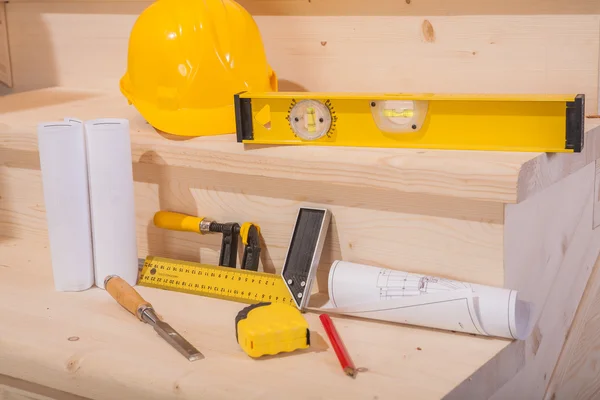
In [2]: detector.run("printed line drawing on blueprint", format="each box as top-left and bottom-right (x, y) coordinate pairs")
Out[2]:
(376, 269), (471, 298)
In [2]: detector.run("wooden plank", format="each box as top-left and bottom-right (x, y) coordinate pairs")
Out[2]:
(261, 15), (599, 114)
(0, 237), (513, 400)
(4, 2), (600, 113)
(2, 89), (600, 205)
(545, 165), (600, 399)
(516, 118), (600, 202)
(0, 2), (12, 87)
(545, 256), (600, 399)
(5, 0), (600, 16)
(0, 88), (530, 204)
(0, 152), (506, 292)
(444, 340), (526, 400)
(594, 160), (600, 229)
(0, 374), (89, 400)
(0, 385), (56, 400)
(489, 163), (600, 399)
(505, 163), (597, 323)
(2, 91), (600, 399)
(241, 0), (600, 16)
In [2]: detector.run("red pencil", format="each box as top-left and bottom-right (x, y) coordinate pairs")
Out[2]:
(319, 313), (357, 378)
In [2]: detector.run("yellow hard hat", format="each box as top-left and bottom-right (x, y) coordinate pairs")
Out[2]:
(120, 0), (278, 137)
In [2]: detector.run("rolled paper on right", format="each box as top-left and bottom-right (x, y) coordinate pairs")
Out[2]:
(320, 261), (533, 340)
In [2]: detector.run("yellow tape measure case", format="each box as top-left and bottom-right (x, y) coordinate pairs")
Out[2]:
(235, 302), (310, 358)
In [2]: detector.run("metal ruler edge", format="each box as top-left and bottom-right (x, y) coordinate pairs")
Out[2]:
(138, 256), (296, 307)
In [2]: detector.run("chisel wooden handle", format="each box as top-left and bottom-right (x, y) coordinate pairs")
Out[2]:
(154, 211), (204, 233)
(105, 275), (151, 321)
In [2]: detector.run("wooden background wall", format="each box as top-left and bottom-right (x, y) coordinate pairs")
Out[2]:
(0, 0), (599, 113)
(2, 1), (600, 398)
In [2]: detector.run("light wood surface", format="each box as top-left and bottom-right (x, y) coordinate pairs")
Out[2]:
(3, 88), (600, 204)
(3, 88), (600, 398)
(545, 164), (600, 398)
(242, 0), (600, 16)
(0, 374), (88, 400)
(0, 237), (513, 400)
(0, 2), (11, 88)
(545, 258), (600, 399)
(504, 163), (598, 323)
(491, 164), (600, 399)
(2, 2), (599, 114)
(6, 0), (600, 15)
(444, 162), (600, 399)
(1, 88), (600, 291)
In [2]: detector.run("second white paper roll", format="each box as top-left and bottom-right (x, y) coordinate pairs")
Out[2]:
(37, 122), (95, 291)
(84, 119), (138, 288)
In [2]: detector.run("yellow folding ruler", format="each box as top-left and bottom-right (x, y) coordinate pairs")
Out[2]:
(234, 92), (584, 153)
(139, 256), (296, 306)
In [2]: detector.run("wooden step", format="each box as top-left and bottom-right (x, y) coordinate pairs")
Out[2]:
(2, 87), (600, 399)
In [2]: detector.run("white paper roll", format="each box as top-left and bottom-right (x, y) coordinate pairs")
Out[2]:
(321, 261), (533, 340)
(84, 119), (138, 288)
(37, 122), (95, 291)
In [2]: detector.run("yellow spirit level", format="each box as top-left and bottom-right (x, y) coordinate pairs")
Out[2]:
(234, 92), (585, 153)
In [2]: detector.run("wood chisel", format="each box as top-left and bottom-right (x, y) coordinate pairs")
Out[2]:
(104, 275), (204, 361)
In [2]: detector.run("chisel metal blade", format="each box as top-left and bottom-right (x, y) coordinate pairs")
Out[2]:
(153, 320), (205, 361)
(141, 308), (204, 361)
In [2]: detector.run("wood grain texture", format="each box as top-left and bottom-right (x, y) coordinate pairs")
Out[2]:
(504, 163), (597, 322)
(444, 339), (526, 400)
(545, 165), (600, 399)
(2, 89), (600, 399)
(260, 15), (599, 114)
(0, 237), (513, 400)
(490, 163), (600, 399)
(3, 2), (599, 113)
(237, 0), (600, 16)
(545, 256), (600, 400)
(0, 2), (11, 87)
(0, 374), (89, 400)
(594, 160), (600, 229)
(3, 88), (600, 205)
(0, 154), (506, 291)
(5, 0), (600, 16)
(0, 386), (55, 400)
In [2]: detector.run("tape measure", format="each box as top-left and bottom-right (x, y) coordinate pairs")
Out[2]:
(235, 302), (310, 358)
(138, 256), (295, 306)
(234, 91), (584, 153)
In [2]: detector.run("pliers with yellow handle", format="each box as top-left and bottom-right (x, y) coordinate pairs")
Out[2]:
(153, 211), (261, 271)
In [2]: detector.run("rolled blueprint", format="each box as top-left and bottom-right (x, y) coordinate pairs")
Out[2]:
(37, 121), (94, 291)
(84, 119), (138, 288)
(321, 261), (533, 340)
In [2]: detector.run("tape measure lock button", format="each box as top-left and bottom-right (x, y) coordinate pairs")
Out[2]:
(235, 302), (310, 358)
